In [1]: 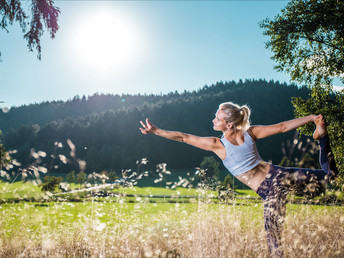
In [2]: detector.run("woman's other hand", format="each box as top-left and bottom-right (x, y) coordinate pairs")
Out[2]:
(140, 118), (158, 134)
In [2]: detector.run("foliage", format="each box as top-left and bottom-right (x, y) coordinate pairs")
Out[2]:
(76, 170), (86, 186)
(108, 170), (117, 182)
(41, 175), (62, 192)
(219, 174), (236, 190)
(260, 0), (344, 85)
(261, 0), (344, 189)
(279, 153), (319, 169)
(278, 156), (293, 167)
(66, 170), (75, 184)
(0, 131), (11, 169)
(0, 0), (60, 60)
(0, 80), (312, 173)
(0, 144), (8, 169)
(199, 156), (220, 180)
(298, 152), (318, 169)
(292, 86), (344, 188)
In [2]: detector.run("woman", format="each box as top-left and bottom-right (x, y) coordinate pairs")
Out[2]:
(139, 102), (338, 257)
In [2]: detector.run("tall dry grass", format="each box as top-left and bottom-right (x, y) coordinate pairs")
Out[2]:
(0, 201), (343, 257)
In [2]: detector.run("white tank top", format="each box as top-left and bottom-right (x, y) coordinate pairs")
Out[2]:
(220, 131), (262, 177)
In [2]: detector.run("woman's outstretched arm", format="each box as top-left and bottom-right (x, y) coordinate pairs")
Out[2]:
(250, 114), (322, 140)
(140, 118), (223, 153)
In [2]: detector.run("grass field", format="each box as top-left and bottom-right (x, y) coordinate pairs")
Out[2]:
(0, 179), (259, 202)
(1, 180), (344, 257)
(0, 200), (343, 257)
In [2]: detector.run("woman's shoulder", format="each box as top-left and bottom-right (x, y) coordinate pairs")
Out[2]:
(246, 127), (257, 141)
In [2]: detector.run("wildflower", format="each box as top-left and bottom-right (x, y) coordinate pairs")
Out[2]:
(30, 166), (39, 178)
(0, 170), (8, 178)
(38, 166), (48, 173)
(59, 155), (68, 164)
(30, 149), (39, 159)
(11, 160), (21, 166)
(5, 163), (13, 170)
(38, 151), (46, 157)
(67, 139), (76, 151)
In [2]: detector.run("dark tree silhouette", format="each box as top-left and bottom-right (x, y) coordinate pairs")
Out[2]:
(0, 0), (60, 59)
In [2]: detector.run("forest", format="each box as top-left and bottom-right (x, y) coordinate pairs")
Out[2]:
(0, 79), (312, 176)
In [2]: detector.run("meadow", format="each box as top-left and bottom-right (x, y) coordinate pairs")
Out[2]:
(1, 179), (344, 257)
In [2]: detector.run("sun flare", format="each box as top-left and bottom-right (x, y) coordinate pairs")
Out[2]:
(72, 9), (141, 73)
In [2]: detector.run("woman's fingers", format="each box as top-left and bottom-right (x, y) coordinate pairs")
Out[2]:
(140, 118), (153, 134)
(140, 120), (146, 128)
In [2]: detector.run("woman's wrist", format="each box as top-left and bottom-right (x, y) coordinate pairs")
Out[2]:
(308, 115), (316, 122)
(154, 127), (162, 136)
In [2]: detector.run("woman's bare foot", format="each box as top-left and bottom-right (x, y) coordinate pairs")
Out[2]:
(313, 116), (328, 140)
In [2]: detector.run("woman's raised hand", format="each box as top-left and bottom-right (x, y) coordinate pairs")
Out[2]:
(140, 118), (158, 134)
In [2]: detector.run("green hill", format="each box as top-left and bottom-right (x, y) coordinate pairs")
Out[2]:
(0, 79), (311, 179)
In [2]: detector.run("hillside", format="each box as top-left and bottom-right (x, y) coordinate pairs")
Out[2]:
(0, 79), (311, 175)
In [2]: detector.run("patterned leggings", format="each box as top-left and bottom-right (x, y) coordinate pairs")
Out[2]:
(256, 135), (338, 257)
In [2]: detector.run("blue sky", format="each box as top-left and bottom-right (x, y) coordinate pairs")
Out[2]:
(1, 0), (339, 109)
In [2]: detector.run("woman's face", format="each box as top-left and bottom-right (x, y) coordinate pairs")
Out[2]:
(212, 109), (228, 131)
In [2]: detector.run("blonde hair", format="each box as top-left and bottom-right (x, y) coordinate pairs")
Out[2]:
(218, 102), (251, 131)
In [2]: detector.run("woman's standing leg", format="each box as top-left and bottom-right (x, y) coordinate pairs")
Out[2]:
(257, 117), (339, 257)
(263, 190), (287, 257)
(258, 168), (289, 257)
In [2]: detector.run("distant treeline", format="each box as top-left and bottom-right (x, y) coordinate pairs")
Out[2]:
(0, 79), (311, 174)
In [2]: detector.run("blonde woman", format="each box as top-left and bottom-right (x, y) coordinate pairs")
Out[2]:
(140, 102), (338, 257)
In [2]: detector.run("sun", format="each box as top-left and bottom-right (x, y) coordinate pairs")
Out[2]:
(72, 8), (141, 73)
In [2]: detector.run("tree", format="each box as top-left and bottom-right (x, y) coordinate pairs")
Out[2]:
(0, 80), (312, 172)
(41, 175), (62, 192)
(220, 174), (235, 190)
(298, 152), (319, 169)
(76, 171), (86, 187)
(66, 170), (75, 184)
(260, 0), (344, 187)
(0, 0), (60, 60)
(278, 156), (293, 168)
(108, 170), (117, 182)
(199, 156), (220, 180)
(0, 143), (10, 169)
(218, 174), (236, 202)
(260, 0), (344, 85)
(0, 131), (11, 169)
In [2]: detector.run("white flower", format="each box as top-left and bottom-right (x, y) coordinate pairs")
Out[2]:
(38, 151), (46, 157)
(59, 155), (68, 164)
(38, 166), (48, 173)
